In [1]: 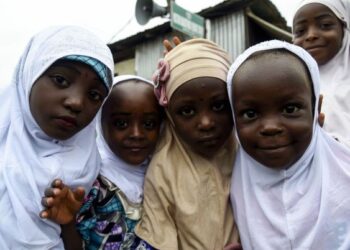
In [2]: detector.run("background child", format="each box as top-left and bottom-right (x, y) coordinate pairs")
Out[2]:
(227, 40), (350, 249)
(40, 75), (162, 249)
(135, 38), (240, 250)
(0, 25), (114, 249)
(293, 0), (350, 146)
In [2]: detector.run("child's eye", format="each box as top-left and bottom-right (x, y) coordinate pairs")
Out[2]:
(283, 104), (300, 114)
(293, 27), (305, 37)
(320, 22), (333, 29)
(212, 102), (226, 112)
(242, 110), (257, 120)
(114, 119), (128, 129)
(88, 90), (104, 102)
(179, 107), (195, 117)
(50, 75), (69, 87)
(144, 119), (157, 130)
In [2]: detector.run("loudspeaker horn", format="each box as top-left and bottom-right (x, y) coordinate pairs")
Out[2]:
(135, 0), (167, 25)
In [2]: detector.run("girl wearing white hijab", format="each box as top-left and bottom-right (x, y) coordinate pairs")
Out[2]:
(0, 25), (114, 249)
(293, 0), (350, 146)
(75, 75), (162, 249)
(227, 40), (350, 250)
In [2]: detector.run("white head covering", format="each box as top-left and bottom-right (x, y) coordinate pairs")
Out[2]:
(0, 26), (114, 249)
(294, 0), (350, 147)
(227, 40), (350, 250)
(97, 75), (154, 204)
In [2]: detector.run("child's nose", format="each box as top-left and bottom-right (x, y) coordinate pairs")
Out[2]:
(259, 117), (283, 136)
(64, 93), (84, 114)
(129, 123), (144, 139)
(198, 114), (215, 131)
(305, 26), (319, 41)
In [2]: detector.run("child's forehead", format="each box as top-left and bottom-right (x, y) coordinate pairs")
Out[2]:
(233, 51), (313, 92)
(294, 3), (337, 22)
(110, 81), (155, 103)
(236, 51), (306, 77)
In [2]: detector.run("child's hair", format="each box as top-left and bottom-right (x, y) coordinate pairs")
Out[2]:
(237, 49), (316, 113)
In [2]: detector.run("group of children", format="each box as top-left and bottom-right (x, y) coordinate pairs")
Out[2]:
(1, 0), (350, 249)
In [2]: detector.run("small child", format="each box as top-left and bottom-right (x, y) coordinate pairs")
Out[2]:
(135, 38), (240, 249)
(40, 75), (163, 249)
(293, 0), (350, 146)
(0, 26), (114, 249)
(227, 40), (350, 249)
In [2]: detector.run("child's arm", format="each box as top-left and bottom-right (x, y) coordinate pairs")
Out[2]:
(39, 179), (85, 225)
(61, 221), (83, 250)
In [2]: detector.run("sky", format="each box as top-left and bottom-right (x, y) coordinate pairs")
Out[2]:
(0, 0), (299, 88)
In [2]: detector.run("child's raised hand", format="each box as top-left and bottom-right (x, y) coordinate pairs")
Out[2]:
(39, 179), (85, 225)
(163, 36), (182, 55)
(318, 94), (325, 127)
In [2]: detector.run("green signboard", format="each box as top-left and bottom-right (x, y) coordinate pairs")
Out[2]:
(170, 2), (205, 38)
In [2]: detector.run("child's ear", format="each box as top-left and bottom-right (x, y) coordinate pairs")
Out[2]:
(317, 94), (325, 127)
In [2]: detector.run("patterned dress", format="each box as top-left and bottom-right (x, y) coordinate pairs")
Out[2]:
(76, 175), (154, 250)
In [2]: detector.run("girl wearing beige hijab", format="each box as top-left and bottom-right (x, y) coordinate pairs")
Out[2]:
(135, 38), (240, 250)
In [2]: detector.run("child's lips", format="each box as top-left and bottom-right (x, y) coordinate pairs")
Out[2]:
(54, 116), (78, 129)
(124, 145), (147, 152)
(306, 45), (324, 53)
(198, 136), (219, 146)
(258, 144), (290, 152)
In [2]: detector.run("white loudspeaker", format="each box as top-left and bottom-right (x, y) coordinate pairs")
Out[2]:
(135, 0), (167, 25)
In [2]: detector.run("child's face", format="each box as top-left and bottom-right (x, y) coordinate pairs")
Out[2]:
(293, 3), (344, 65)
(168, 77), (233, 159)
(233, 53), (314, 169)
(101, 81), (161, 165)
(30, 60), (108, 140)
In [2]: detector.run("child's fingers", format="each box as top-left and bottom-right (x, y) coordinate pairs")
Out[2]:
(173, 36), (181, 45)
(318, 113), (325, 127)
(39, 209), (50, 219)
(41, 196), (54, 208)
(163, 39), (173, 52)
(44, 187), (61, 197)
(51, 178), (64, 189)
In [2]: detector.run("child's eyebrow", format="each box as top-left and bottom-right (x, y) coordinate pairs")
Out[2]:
(111, 112), (131, 116)
(315, 13), (337, 21)
(295, 12), (336, 25)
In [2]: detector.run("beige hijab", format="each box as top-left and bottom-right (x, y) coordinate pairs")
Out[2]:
(135, 39), (239, 250)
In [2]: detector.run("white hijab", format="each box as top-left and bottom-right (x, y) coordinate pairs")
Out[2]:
(294, 0), (350, 147)
(97, 75), (153, 204)
(0, 26), (114, 249)
(227, 40), (350, 250)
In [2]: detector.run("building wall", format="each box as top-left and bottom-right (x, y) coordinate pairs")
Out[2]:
(133, 10), (247, 79)
(135, 36), (164, 80)
(115, 58), (136, 76)
(207, 9), (247, 61)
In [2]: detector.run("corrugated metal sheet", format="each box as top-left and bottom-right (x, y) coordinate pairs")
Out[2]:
(135, 37), (164, 80)
(134, 10), (247, 79)
(207, 10), (246, 61)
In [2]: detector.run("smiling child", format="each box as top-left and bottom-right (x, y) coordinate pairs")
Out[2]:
(227, 40), (350, 249)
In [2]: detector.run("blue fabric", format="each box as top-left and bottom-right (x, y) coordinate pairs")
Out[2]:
(64, 55), (112, 90)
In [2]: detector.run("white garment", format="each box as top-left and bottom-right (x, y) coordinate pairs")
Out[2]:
(294, 0), (350, 147)
(97, 75), (153, 204)
(0, 26), (114, 249)
(227, 40), (350, 250)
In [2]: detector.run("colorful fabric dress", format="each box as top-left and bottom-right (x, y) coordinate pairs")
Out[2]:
(77, 175), (153, 250)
